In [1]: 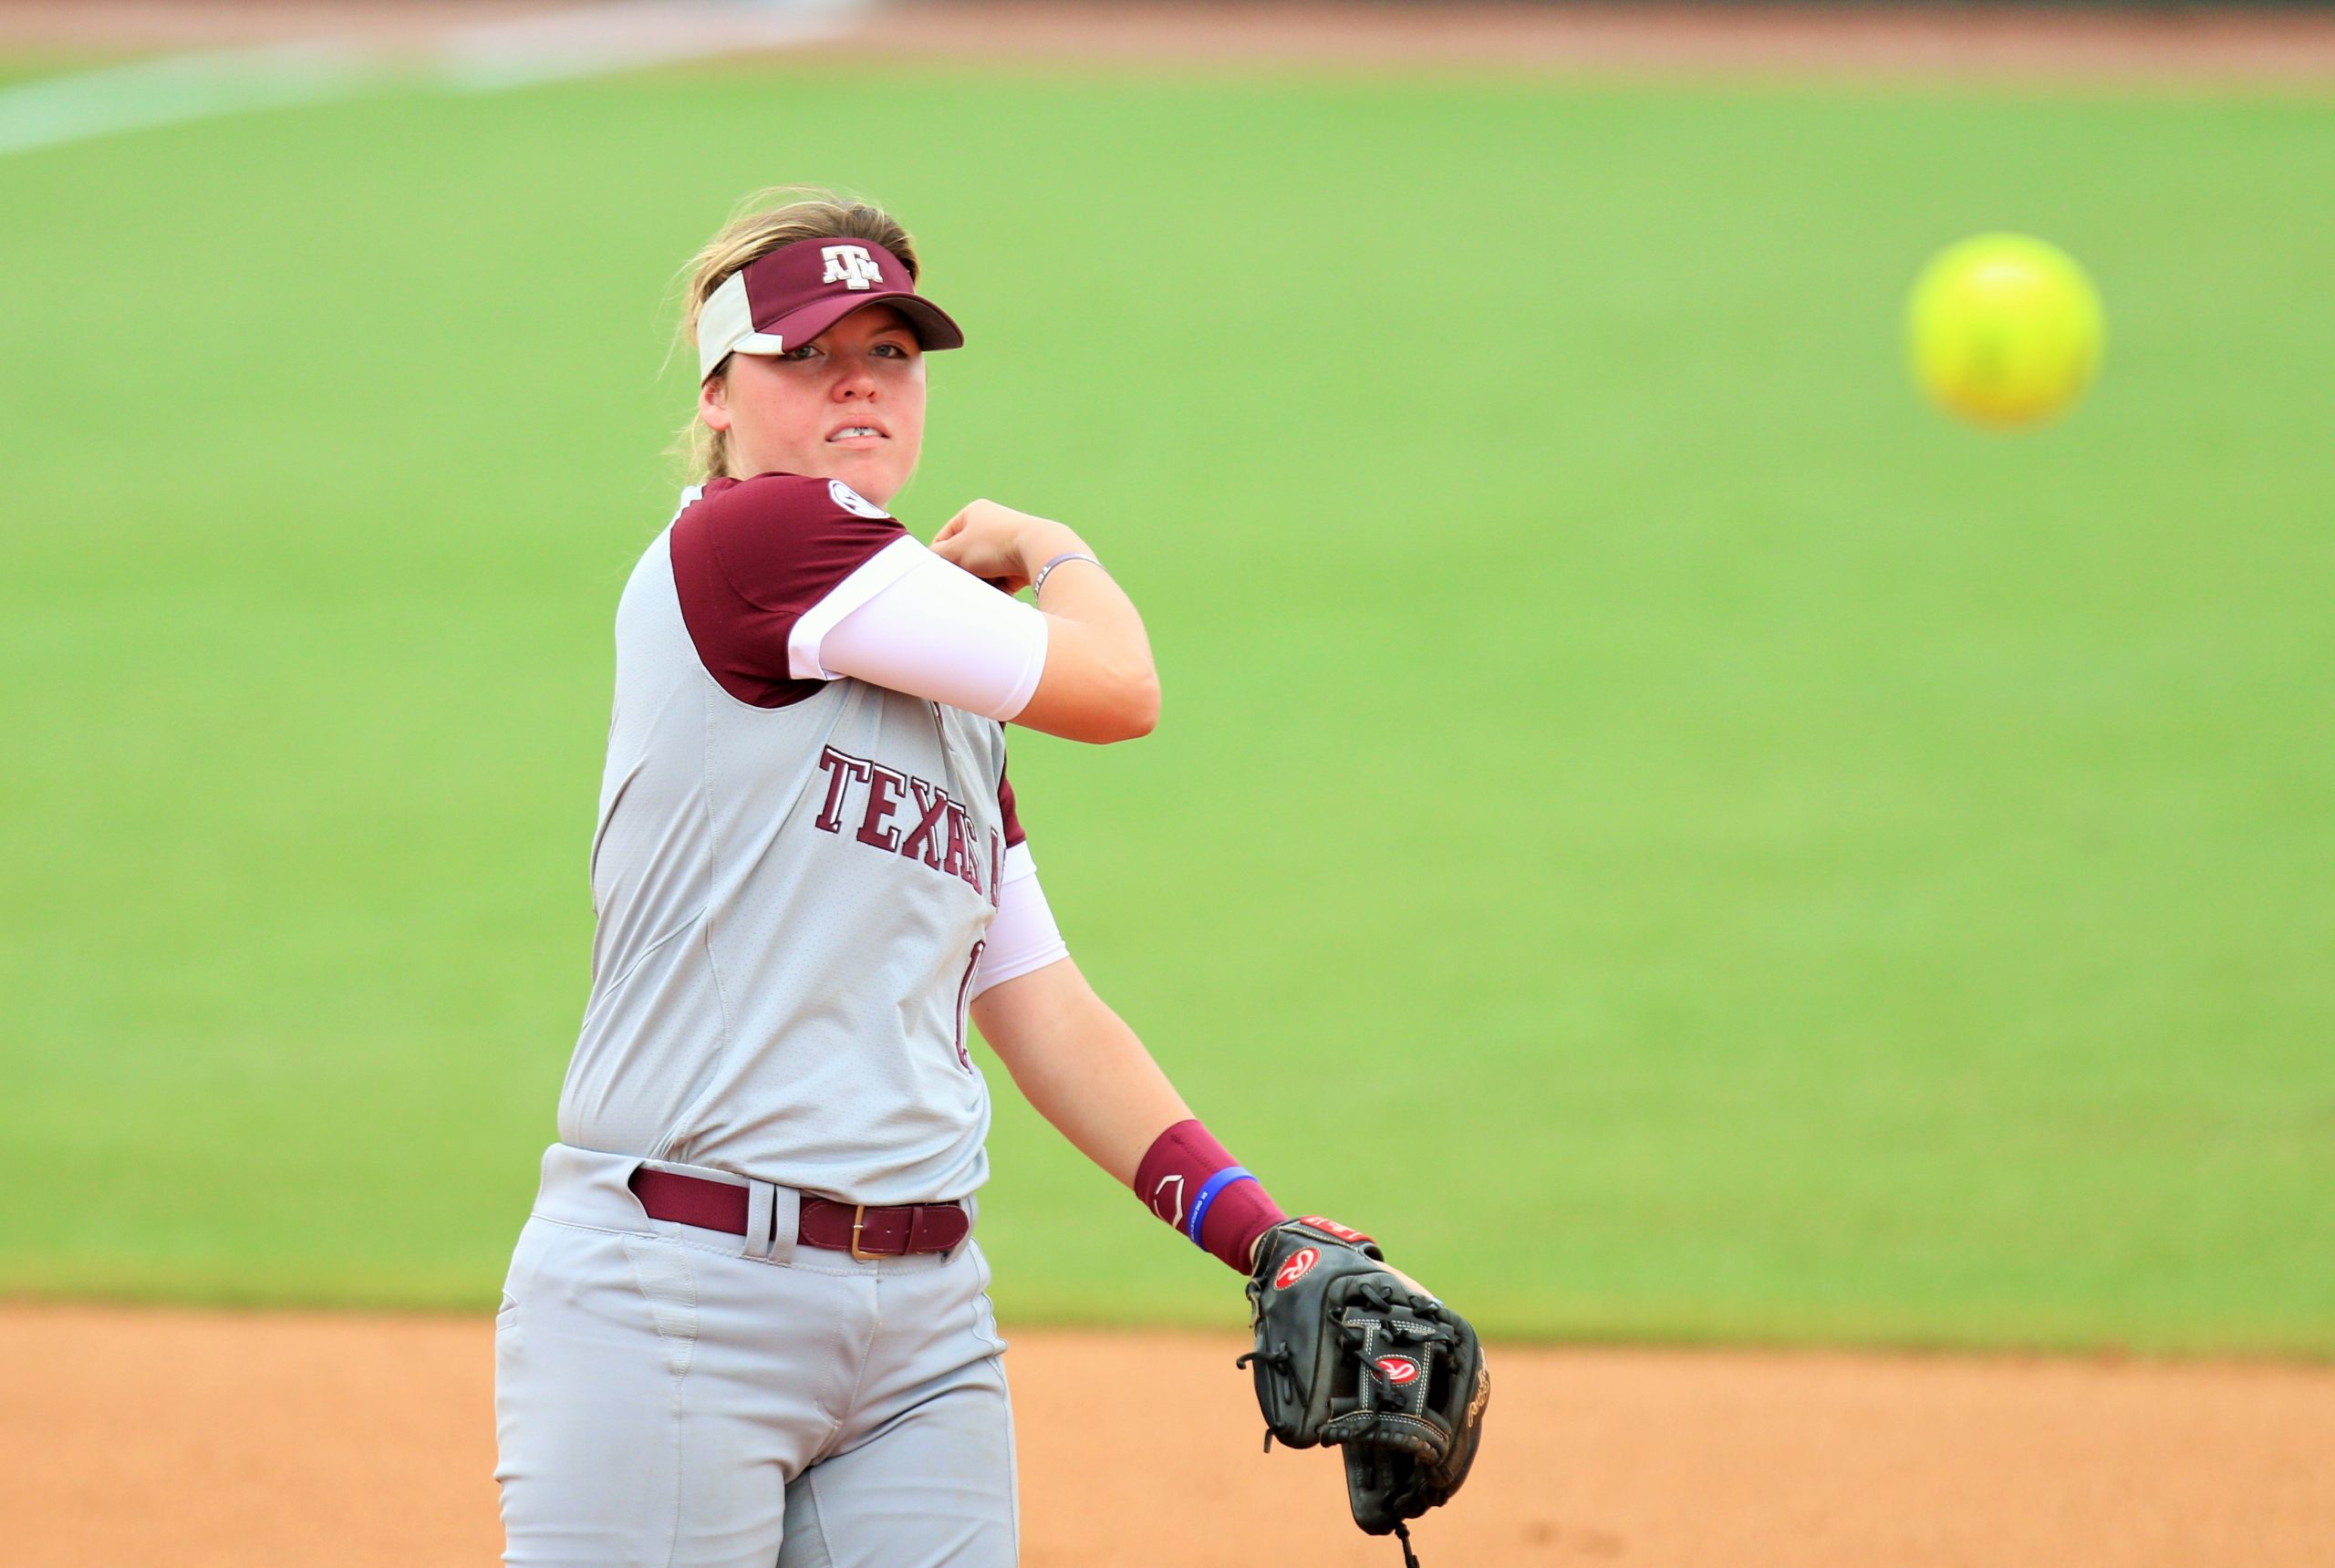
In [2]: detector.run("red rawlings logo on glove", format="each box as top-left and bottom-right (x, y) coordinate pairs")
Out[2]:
(1375, 1355), (1420, 1386)
(1273, 1247), (1320, 1290)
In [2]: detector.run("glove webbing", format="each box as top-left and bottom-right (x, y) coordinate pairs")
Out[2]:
(1349, 1292), (1442, 1567)
(1233, 1343), (1435, 1568)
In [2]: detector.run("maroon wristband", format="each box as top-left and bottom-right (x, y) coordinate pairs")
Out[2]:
(1134, 1118), (1288, 1273)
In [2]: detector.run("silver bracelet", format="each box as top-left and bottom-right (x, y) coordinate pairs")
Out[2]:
(1032, 551), (1102, 597)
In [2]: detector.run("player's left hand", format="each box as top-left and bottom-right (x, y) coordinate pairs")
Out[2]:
(1238, 1218), (1489, 1563)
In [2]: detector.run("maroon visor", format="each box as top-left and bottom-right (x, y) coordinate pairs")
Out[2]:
(696, 236), (963, 379)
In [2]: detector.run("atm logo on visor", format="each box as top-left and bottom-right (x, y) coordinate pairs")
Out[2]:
(822, 245), (884, 290)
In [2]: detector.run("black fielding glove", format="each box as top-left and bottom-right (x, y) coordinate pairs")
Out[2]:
(1238, 1217), (1489, 1566)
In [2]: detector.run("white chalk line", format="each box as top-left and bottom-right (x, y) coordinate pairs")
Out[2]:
(0, 0), (872, 158)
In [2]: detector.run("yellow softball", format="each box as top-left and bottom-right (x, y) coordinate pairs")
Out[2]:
(1907, 234), (2104, 428)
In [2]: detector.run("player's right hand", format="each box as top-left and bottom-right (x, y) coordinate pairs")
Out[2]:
(931, 499), (1076, 595)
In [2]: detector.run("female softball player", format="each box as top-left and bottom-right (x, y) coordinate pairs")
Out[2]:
(493, 192), (1401, 1567)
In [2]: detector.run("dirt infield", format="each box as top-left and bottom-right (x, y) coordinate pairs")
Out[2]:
(812, 2), (2335, 80)
(3, 1), (2334, 80)
(4, 1303), (2331, 1566)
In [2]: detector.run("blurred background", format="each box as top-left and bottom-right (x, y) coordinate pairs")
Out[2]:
(1, 0), (2330, 1366)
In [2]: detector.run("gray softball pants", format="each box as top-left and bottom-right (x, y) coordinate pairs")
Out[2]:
(494, 1144), (1018, 1567)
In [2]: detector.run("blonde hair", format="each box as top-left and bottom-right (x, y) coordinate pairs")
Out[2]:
(675, 187), (923, 482)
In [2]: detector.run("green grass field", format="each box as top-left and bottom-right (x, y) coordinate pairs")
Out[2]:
(2, 64), (2330, 1354)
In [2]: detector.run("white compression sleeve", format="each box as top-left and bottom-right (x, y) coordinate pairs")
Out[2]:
(796, 538), (1049, 722)
(970, 843), (1068, 998)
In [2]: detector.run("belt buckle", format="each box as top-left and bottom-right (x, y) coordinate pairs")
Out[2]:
(849, 1203), (877, 1262)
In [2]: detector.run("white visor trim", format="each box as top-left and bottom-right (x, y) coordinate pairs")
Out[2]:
(697, 270), (773, 380)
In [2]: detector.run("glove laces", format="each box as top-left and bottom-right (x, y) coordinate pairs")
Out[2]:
(1234, 1345), (1296, 1449)
(1392, 1519), (1423, 1568)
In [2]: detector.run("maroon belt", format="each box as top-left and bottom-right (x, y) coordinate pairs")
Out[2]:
(628, 1166), (969, 1259)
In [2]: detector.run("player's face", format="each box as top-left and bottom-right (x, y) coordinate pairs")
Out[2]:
(700, 305), (928, 504)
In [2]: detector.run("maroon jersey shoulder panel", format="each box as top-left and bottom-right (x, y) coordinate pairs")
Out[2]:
(669, 472), (908, 709)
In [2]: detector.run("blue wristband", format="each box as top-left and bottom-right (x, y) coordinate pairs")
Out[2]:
(1185, 1166), (1256, 1248)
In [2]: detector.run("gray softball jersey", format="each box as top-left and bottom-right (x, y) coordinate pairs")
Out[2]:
(555, 473), (1023, 1205)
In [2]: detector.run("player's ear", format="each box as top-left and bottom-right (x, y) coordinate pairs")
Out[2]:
(698, 372), (732, 432)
